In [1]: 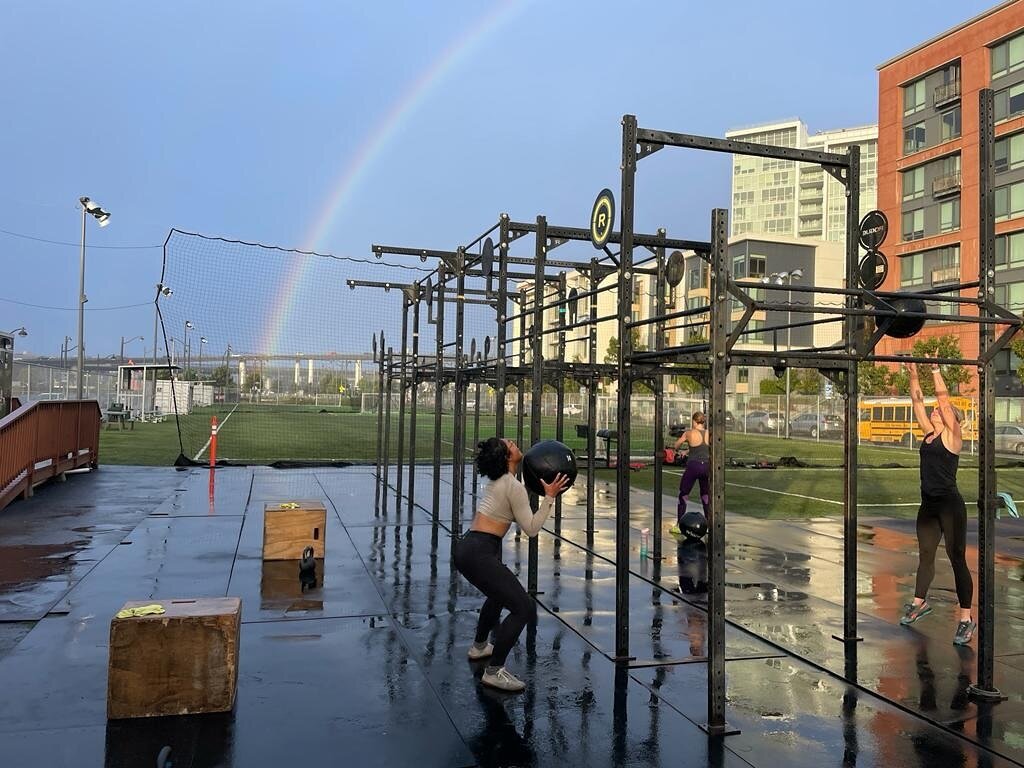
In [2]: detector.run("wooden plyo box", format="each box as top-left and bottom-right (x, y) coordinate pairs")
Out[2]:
(263, 500), (327, 561)
(107, 597), (241, 720)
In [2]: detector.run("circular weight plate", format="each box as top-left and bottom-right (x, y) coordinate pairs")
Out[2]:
(378, 331), (385, 359)
(425, 277), (433, 309)
(484, 336), (491, 359)
(470, 338), (477, 359)
(372, 333), (377, 357)
(858, 250), (889, 290)
(481, 237), (494, 279)
(590, 188), (615, 249)
(858, 210), (889, 251)
(666, 251), (685, 288)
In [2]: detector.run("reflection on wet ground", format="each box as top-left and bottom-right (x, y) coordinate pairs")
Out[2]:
(0, 464), (1023, 766)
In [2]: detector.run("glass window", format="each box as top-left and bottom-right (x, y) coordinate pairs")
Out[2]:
(902, 252), (924, 286)
(996, 181), (1024, 222)
(995, 132), (1024, 173)
(995, 282), (1024, 313)
(883, 407), (894, 421)
(939, 199), (960, 233)
(941, 107), (961, 141)
(904, 78), (927, 115)
(902, 209), (924, 241)
(995, 82), (1024, 121)
(688, 266), (702, 289)
(996, 231), (1024, 270)
(748, 255), (766, 279)
(733, 255), (746, 279)
(904, 122), (926, 154)
(902, 166), (924, 201)
(737, 367), (749, 384)
(992, 32), (1024, 79)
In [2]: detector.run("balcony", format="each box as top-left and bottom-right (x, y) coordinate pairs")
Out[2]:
(934, 80), (961, 108)
(933, 172), (961, 198)
(931, 265), (960, 285)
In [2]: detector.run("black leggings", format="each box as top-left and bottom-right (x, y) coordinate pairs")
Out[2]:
(915, 492), (973, 610)
(453, 531), (537, 666)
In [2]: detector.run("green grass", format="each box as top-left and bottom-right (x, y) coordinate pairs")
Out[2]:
(99, 410), (1024, 521)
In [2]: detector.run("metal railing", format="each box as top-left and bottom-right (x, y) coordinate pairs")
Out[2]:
(931, 265), (961, 285)
(934, 80), (962, 107)
(933, 172), (962, 197)
(0, 400), (101, 513)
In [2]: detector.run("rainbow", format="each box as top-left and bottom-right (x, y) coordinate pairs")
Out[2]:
(262, 0), (529, 354)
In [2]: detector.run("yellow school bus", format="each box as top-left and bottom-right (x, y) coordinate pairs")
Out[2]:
(858, 396), (977, 446)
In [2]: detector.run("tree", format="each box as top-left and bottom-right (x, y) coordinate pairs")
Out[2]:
(792, 369), (823, 395)
(888, 335), (970, 395)
(759, 377), (786, 395)
(858, 362), (892, 395)
(604, 330), (647, 365)
(210, 365), (233, 387)
(1010, 333), (1024, 385)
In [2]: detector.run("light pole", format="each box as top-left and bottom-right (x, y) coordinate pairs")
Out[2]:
(7, 327), (27, 337)
(77, 197), (111, 399)
(199, 337), (208, 377)
(764, 269), (803, 438)
(61, 336), (73, 369)
(152, 284), (172, 365)
(120, 335), (144, 363)
(184, 321), (194, 379)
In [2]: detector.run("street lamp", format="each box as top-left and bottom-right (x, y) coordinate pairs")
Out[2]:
(120, 335), (144, 363)
(184, 321), (194, 379)
(77, 196), (111, 399)
(7, 327), (27, 337)
(199, 337), (208, 376)
(152, 284), (172, 365)
(764, 269), (803, 438)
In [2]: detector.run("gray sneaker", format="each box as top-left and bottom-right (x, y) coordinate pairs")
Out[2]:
(953, 619), (977, 646)
(900, 601), (933, 625)
(467, 642), (493, 661)
(481, 666), (526, 693)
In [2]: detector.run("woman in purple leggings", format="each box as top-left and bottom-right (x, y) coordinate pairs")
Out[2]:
(669, 412), (710, 535)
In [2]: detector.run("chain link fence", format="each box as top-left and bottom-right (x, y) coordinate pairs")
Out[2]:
(12, 361), (118, 406)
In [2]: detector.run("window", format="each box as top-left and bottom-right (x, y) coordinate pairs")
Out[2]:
(904, 122), (926, 154)
(992, 32), (1024, 79)
(939, 154), (961, 177)
(995, 181), (1024, 222)
(748, 255), (766, 279)
(902, 167), (924, 201)
(746, 319), (765, 345)
(994, 282), (1024, 313)
(737, 368), (749, 384)
(995, 132), (1024, 173)
(902, 209), (924, 241)
(994, 82), (1024, 122)
(902, 252), (924, 286)
(996, 231), (1024, 270)
(904, 78), (927, 115)
(688, 266), (705, 290)
(941, 107), (961, 141)
(686, 297), (704, 310)
(939, 199), (960, 233)
(733, 255), (747, 279)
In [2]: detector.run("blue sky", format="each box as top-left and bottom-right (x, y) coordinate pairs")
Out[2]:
(0, 0), (997, 359)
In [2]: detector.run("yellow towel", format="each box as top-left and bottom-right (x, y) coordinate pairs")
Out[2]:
(116, 603), (166, 619)
(279, 502), (300, 509)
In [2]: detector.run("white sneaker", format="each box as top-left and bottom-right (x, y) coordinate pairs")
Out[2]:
(467, 642), (493, 661)
(481, 666), (526, 693)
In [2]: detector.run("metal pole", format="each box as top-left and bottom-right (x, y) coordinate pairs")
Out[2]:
(785, 280), (792, 439)
(652, 234), (666, 560)
(375, 332), (385, 514)
(76, 205), (86, 400)
(837, 145), (863, 647)
(395, 297), (409, 512)
(587, 259), (599, 538)
(382, 348), (393, 517)
(555, 269), (566, 537)
(615, 116), (637, 661)
(432, 267), (447, 524)
(704, 208), (733, 735)
(527, 218), (546, 595)
(407, 294), (421, 516)
(495, 215), (509, 438)
(451, 249), (467, 534)
(970, 87), (1003, 701)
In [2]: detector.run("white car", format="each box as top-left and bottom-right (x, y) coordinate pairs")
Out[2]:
(563, 404), (583, 416)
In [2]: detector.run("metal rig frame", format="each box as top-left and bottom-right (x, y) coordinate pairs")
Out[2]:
(355, 89), (1019, 738)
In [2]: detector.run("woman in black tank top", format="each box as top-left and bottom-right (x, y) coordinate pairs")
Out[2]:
(901, 361), (975, 646)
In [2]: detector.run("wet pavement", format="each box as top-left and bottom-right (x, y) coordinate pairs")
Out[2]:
(0, 464), (1023, 766)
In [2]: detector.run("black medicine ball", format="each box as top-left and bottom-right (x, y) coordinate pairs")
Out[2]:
(680, 510), (708, 540)
(521, 440), (578, 497)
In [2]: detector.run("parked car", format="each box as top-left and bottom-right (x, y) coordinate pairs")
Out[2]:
(744, 411), (782, 433)
(995, 424), (1024, 454)
(669, 411), (734, 437)
(789, 412), (842, 439)
(562, 403), (583, 416)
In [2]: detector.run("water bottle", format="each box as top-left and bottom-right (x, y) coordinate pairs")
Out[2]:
(640, 528), (650, 558)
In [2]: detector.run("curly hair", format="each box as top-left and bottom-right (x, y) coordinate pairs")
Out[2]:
(476, 437), (510, 481)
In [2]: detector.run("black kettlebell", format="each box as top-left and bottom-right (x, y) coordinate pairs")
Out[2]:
(299, 546), (317, 590)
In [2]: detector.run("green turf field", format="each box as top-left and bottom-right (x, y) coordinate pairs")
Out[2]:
(98, 405), (1024, 519)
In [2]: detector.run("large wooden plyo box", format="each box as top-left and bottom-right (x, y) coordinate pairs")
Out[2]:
(107, 597), (241, 719)
(263, 500), (327, 560)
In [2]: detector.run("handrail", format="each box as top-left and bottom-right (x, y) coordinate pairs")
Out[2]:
(0, 400), (101, 513)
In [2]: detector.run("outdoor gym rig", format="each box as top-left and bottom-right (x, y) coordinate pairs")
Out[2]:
(353, 89), (1020, 737)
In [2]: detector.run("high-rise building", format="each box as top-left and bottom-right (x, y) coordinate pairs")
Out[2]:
(876, 0), (1024, 390)
(727, 120), (878, 242)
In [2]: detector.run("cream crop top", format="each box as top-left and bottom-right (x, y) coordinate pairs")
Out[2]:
(477, 472), (555, 537)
